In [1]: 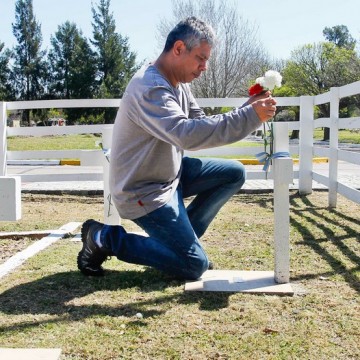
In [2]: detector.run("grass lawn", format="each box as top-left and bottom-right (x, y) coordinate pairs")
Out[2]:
(0, 192), (359, 359)
(313, 129), (360, 144)
(6, 134), (263, 152)
(7, 134), (102, 151)
(6, 129), (359, 154)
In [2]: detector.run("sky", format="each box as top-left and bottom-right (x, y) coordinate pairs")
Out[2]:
(0, 0), (359, 63)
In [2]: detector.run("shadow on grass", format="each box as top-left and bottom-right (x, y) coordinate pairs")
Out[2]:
(0, 268), (231, 333)
(234, 191), (359, 292)
(233, 191), (359, 292)
(290, 194), (360, 293)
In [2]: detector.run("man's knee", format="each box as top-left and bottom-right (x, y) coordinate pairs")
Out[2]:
(226, 159), (246, 186)
(184, 255), (208, 280)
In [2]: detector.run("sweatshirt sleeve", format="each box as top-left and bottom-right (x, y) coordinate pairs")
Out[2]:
(135, 85), (262, 151)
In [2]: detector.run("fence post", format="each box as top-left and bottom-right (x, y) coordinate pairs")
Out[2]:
(0, 176), (22, 221)
(102, 125), (120, 225)
(272, 122), (293, 284)
(328, 87), (340, 208)
(0, 102), (22, 221)
(298, 95), (314, 195)
(0, 102), (7, 176)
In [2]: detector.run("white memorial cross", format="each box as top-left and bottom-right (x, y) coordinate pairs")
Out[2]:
(185, 122), (294, 295)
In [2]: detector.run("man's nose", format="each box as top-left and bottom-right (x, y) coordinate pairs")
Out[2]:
(199, 61), (207, 71)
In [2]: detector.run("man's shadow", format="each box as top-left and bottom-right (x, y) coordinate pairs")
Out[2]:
(0, 268), (231, 333)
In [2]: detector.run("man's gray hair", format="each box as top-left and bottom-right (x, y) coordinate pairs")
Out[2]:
(164, 16), (216, 52)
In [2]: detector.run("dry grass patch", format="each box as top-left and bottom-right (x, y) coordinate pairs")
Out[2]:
(0, 191), (359, 359)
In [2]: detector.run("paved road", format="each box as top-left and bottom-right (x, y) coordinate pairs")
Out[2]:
(6, 161), (360, 194)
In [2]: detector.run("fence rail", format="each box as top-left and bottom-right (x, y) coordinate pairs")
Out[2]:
(1, 81), (360, 208)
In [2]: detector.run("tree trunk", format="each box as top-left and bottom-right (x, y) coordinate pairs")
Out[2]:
(323, 127), (330, 141)
(290, 130), (299, 139)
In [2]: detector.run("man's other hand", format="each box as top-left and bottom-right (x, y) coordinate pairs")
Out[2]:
(251, 96), (277, 122)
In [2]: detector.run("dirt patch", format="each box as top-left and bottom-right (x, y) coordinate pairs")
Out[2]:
(0, 193), (138, 265)
(0, 238), (38, 265)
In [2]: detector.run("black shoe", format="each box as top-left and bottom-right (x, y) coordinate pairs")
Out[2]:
(208, 261), (214, 270)
(77, 219), (112, 276)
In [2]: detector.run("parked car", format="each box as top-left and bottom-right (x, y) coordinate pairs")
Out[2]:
(47, 118), (66, 126)
(37, 118), (67, 126)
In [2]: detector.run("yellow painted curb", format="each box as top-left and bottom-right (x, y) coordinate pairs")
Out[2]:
(60, 159), (80, 166)
(311, 157), (329, 163)
(59, 158), (329, 166)
(237, 157), (328, 165)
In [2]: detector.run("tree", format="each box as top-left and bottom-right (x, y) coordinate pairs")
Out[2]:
(91, 0), (138, 123)
(11, 1), (47, 99)
(48, 22), (97, 99)
(11, 0), (47, 124)
(284, 42), (360, 95)
(323, 25), (356, 50)
(157, 0), (269, 107)
(0, 42), (12, 100)
(48, 22), (98, 124)
(283, 41), (360, 140)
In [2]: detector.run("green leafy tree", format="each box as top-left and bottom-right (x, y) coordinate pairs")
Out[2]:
(284, 42), (360, 98)
(323, 25), (360, 127)
(323, 25), (356, 50)
(11, 0), (47, 124)
(48, 21), (98, 124)
(283, 41), (360, 140)
(91, 0), (138, 123)
(48, 22), (97, 100)
(0, 42), (13, 100)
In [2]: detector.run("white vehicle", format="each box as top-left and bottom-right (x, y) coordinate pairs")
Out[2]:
(45, 118), (67, 126)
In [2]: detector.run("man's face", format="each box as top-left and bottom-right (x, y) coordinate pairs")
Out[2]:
(176, 41), (211, 84)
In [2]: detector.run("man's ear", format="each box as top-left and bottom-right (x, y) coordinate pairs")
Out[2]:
(173, 40), (186, 56)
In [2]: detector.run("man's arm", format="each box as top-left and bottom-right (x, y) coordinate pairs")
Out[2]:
(189, 87), (276, 123)
(136, 86), (273, 151)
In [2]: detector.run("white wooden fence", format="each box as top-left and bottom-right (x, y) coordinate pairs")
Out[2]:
(1, 80), (360, 209)
(1, 82), (359, 286)
(298, 82), (360, 206)
(2, 97), (299, 181)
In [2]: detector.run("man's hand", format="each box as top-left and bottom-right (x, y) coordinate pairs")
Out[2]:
(251, 96), (277, 123)
(247, 90), (272, 105)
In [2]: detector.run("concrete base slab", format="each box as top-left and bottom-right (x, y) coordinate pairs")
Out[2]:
(0, 348), (61, 360)
(185, 270), (294, 295)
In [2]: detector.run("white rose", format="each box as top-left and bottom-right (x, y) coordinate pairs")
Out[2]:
(262, 70), (282, 90)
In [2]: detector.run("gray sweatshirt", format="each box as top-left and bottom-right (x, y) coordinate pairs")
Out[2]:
(109, 64), (261, 219)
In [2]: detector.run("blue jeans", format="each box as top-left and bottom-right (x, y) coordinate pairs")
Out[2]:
(101, 157), (246, 279)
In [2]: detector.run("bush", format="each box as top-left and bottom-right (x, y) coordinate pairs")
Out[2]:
(77, 113), (105, 125)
